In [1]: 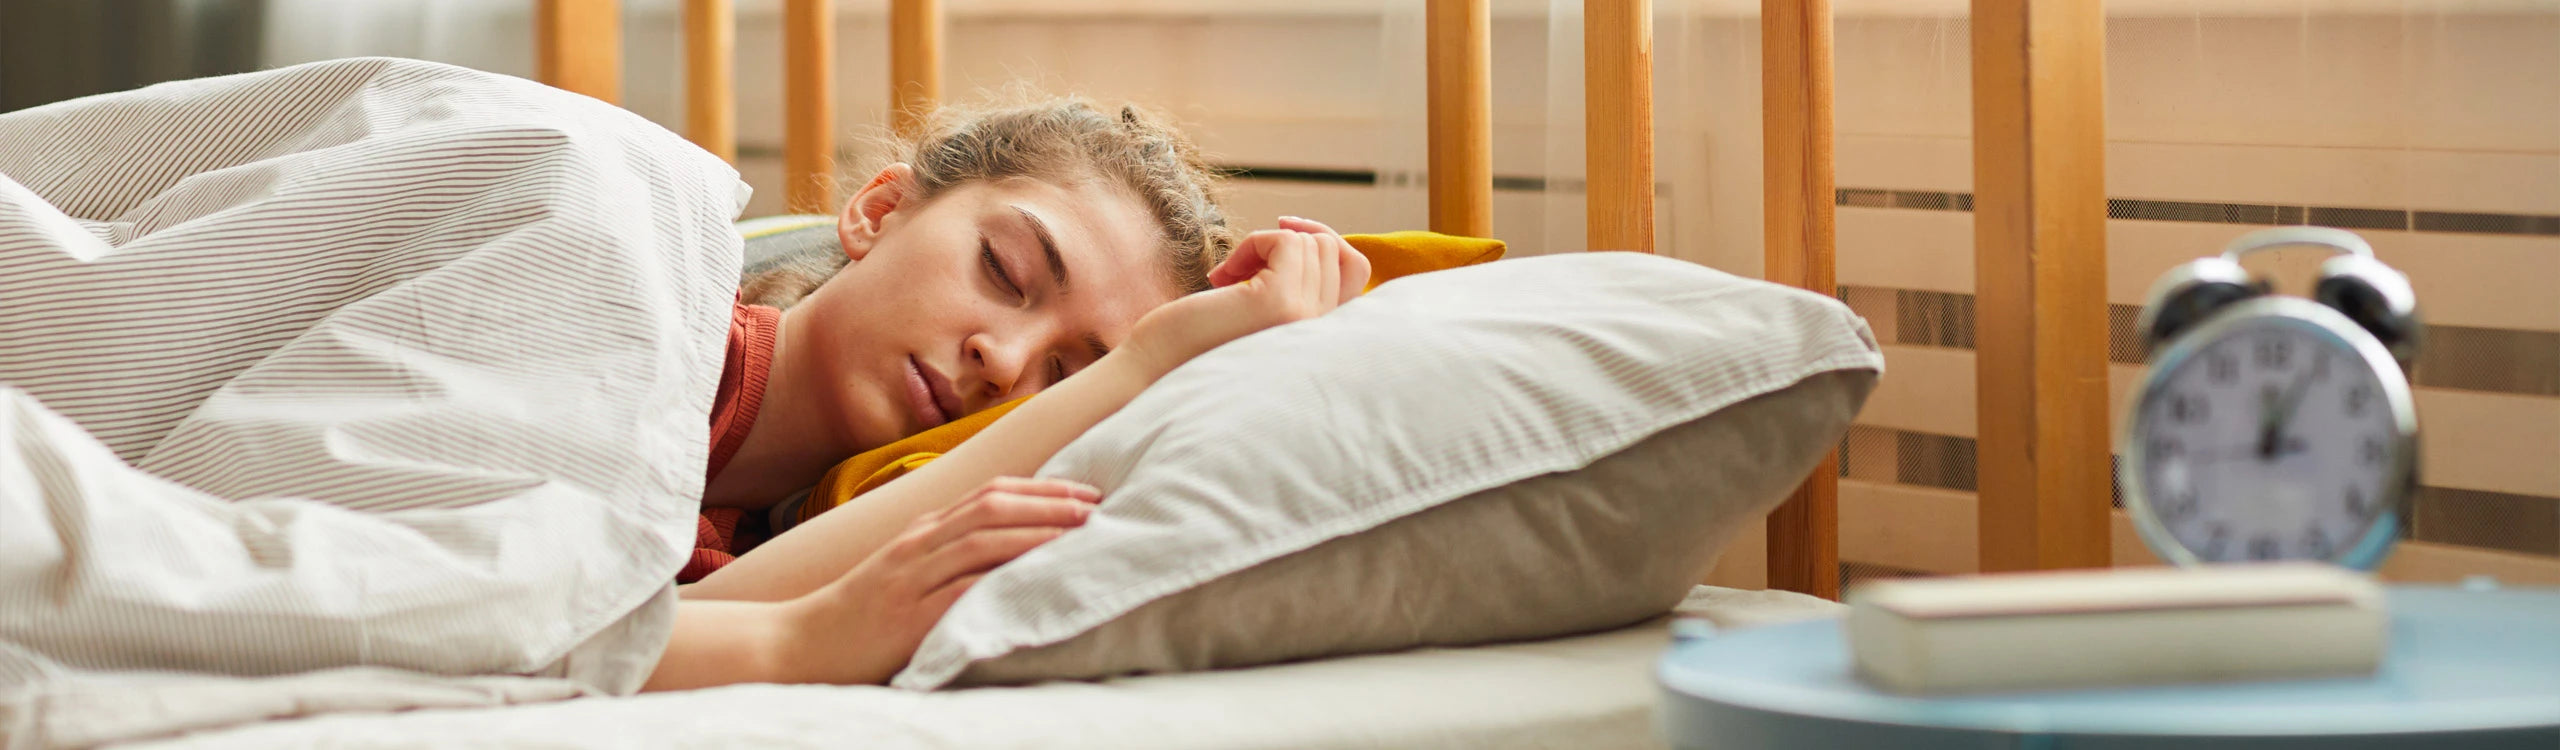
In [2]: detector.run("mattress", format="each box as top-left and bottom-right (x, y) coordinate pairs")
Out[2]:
(128, 587), (1841, 750)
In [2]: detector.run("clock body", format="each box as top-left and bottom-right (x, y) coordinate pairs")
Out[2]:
(2121, 296), (2419, 570)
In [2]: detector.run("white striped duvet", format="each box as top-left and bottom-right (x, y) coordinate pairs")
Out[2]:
(0, 58), (750, 748)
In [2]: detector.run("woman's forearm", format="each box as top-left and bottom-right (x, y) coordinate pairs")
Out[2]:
(641, 599), (792, 691)
(683, 350), (1169, 602)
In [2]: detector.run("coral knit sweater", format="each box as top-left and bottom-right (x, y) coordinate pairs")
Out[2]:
(681, 302), (781, 583)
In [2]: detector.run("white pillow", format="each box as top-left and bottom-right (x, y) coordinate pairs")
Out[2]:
(892, 252), (1882, 690)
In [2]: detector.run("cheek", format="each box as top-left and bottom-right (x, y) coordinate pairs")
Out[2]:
(819, 254), (987, 349)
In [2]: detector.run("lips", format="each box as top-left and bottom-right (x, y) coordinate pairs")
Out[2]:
(903, 355), (961, 430)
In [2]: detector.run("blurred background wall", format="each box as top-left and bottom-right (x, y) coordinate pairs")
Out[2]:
(0, 0), (267, 112)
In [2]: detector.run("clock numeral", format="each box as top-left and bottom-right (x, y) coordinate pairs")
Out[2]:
(2153, 488), (2198, 523)
(2207, 351), (2239, 384)
(2345, 384), (2374, 418)
(2148, 437), (2184, 460)
(2253, 336), (2293, 370)
(2168, 393), (2209, 424)
(2345, 485), (2373, 519)
(2203, 524), (2232, 560)
(2359, 436), (2387, 468)
(2302, 527), (2334, 559)
(2248, 535), (2283, 561)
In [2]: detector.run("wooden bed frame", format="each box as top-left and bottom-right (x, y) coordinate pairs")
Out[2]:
(525, 0), (2560, 598)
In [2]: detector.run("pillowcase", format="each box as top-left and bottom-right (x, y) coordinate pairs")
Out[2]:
(891, 251), (1883, 690)
(781, 228), (1507, 528)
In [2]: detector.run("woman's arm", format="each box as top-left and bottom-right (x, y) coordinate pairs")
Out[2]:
(641, 600), (794, 690)
(646, 474), (1098, 690)
(684, 349), (1165, 602)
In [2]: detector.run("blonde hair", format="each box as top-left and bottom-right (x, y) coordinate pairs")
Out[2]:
(740, 96), (1235, 308)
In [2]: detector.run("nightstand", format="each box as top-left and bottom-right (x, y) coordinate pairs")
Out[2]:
(1656, 584), (2560, 749)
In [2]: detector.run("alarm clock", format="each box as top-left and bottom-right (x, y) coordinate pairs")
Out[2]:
(2121, 226), (2421, 570)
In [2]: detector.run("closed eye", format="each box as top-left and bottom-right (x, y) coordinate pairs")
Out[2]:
(1049, 355), (1068, 385)
(980, 238), (1022, 300)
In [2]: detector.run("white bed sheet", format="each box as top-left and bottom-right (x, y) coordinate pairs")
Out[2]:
(129, 587), (1841, 750)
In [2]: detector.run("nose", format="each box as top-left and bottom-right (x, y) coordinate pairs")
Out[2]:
(962, 330), (1034, 408)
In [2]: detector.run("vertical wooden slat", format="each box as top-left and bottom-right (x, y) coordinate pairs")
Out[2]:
(1425, 0), (1492, 238)
(1584, 0), (1653, 253)
(785, 0), (836, 213)
(1971, 0), (2113, 572)
(685, 0), (736, 163)
(1762, 0), (1840, 599)
(535, 0), (622, 105)
(890, 0), (943, 137)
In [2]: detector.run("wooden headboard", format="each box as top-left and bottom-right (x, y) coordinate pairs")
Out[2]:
(526, 0), (2380, 599)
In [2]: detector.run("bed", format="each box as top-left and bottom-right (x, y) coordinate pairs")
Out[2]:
(129, 587), (1837, 749)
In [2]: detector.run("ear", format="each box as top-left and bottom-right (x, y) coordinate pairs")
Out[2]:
(836, 163), (918, 263)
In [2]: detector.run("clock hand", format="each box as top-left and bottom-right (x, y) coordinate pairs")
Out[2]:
(2255, 382), (2284, 460)
(2270, 363), (2319, 454)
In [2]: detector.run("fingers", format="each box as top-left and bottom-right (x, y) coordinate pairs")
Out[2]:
(911, 479), (1100, 552)
(982, 476), (1102, 503)
(914, 526), (1071, 591)
(1313, 227), (1340, 309)
(1272, 217), (1369, 303)
(1211, 218), (1346, 289)
(1334, 234), (1371, 300)
(1275, 215), (1337, 236)
(1208, 229), (1288, 288)
(1262, 229), (1311, 301)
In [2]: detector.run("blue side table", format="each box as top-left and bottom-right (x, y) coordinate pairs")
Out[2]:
(1656, 585), (2560, 749)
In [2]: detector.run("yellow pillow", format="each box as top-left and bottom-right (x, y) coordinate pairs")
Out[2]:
(793, 230), (1506, 525)
(1347, 231), (1505, 292)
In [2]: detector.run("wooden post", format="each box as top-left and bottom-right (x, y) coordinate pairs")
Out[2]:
(535, 0), (621, 104)
(1425, 0), (1492, 238)
(785, 0), (836, 213)
(1971, 0), (2112, 572)
(685, 0), (735, 163)
(1584, 0), (1653, 253)
(1762, 0), (1840, 599)
(890, 0), (943, 137)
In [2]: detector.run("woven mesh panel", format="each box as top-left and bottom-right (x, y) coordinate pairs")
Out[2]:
(1839, 561), (1931, 596)
(2414, 327), (2560, 397)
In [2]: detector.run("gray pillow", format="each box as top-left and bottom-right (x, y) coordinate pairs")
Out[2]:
(892, 252), (1883, 689)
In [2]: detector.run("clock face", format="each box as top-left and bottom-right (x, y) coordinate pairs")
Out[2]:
(2130, 303), (2412, 567)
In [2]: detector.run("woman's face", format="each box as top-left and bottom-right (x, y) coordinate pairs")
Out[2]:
(784, 164), (1178, 453)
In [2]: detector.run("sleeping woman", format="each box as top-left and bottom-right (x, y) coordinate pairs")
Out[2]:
(652, 99), (1372, 689)
(0, 56), (1368, 705)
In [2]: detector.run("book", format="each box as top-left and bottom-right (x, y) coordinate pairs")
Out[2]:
(1845, 562), (2386, 694)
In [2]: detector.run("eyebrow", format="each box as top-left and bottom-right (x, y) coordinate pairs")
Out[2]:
(1010, 204), (1068, 294)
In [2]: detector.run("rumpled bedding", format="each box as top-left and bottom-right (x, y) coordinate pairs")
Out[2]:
(0, 57), (749, 749)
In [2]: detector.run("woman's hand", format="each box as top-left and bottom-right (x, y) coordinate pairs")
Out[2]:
(772, 477), (1100, 685)
(1125, 216), (1371, 376)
